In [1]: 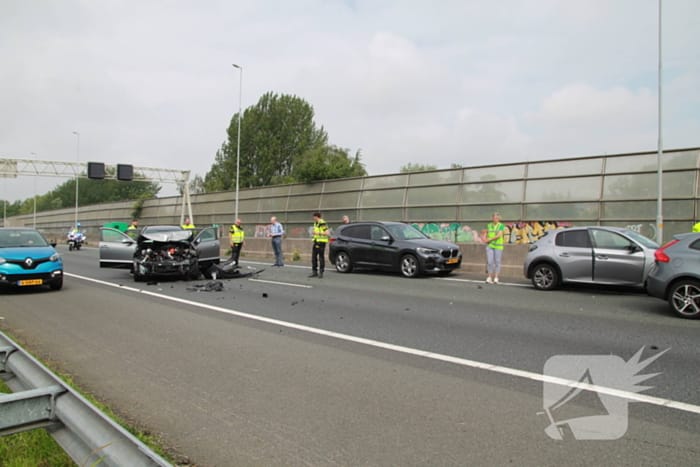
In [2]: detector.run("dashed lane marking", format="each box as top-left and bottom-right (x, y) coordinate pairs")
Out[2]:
(65, 272), (700, 417)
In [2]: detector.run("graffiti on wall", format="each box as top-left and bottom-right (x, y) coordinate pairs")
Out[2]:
(411, 221), (573, 244)
(251, 220), (573, 243)
(624, 223), (658, 240)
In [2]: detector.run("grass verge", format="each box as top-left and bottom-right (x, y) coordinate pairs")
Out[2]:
(0, 378), (75, 467)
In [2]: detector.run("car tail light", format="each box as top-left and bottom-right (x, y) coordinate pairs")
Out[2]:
(329, 237), (336, 244)
(654, 239), (679, 263)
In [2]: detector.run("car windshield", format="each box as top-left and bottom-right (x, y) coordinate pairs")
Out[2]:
(623, 230), (659, 249)
(0, 230), (50, 248)
(143, 226), (183, 233)
(385, 223), (428, 241)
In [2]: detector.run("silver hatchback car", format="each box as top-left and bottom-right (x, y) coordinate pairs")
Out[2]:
(646, 232), (700, 319)
(524, 226), (659, 290)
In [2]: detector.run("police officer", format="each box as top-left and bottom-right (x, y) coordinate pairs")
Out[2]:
(229, 218), (245, 264)
(309, 212), (329, 278)
(182, 217), (196, 229)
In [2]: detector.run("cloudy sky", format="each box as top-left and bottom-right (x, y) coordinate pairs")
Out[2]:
(1, 0), (698, 202)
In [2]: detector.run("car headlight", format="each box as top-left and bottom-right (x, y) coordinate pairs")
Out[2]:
(416, 247), (439, 255)
(0, 257), (5, 264)
(50, 252), (61, 262)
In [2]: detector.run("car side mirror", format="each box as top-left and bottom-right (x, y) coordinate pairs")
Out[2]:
(627, 244), (641, 253)
(121, 238), (134, 245)
(380, 235), (392, 242)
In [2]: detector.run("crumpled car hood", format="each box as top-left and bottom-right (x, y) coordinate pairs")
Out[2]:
(137, 230), (192, 244)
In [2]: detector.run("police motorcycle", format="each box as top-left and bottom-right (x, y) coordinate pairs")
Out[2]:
(67, 225), (86, 251)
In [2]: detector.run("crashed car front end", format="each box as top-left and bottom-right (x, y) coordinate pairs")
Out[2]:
(133, 230), (200, 280)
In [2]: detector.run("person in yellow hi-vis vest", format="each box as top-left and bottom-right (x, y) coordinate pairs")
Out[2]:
(693, 221), (700, 233)
(229, 218), (245, 265)
(181, 217), (196, 229)
(483, 212), (506, 284)
(309, 212), (329, 278)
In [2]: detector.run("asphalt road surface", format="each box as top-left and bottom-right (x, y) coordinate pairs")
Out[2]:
(1, 246), (698, 466)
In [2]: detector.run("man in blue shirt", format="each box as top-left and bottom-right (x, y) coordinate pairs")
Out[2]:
(269, 216), (285, 266)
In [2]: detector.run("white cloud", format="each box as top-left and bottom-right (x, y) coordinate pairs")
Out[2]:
(0, 0), (698, 203)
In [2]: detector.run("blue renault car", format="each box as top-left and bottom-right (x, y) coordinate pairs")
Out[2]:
(0, 228), (63, 290)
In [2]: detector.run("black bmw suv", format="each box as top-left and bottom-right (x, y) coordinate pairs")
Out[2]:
(329, 221), (462, 278)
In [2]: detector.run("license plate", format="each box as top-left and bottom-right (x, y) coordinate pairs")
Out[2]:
(18, 279), (43, 286)
(446, 258), (459, 265)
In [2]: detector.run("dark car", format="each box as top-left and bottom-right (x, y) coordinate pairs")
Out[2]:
(0, 228), (63, 290)
(99, 225), (220, 281)
(329, 221), (462, 278)
(523, 226), (659, 290)
(646, 232), (700, 319)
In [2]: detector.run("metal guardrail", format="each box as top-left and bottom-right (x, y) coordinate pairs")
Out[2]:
(0, 331), (171, 466)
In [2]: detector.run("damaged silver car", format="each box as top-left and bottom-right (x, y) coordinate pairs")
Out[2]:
(99, 225), (220, 281)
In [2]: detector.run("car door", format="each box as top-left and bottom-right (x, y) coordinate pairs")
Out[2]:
(339, 224), (373, 265)
(369, 225), (398, 268)
(552, 229), (594, 283)
(590, 229), (645, 285)
(99, 228), (136, 268)
(193, 227), (221, 265)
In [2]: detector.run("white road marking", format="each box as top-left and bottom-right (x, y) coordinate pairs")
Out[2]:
(438, 277), (531, 287)
(65, 272), (700, 417)
(249, 278), (313, 289)
(243, 260), (309, 270)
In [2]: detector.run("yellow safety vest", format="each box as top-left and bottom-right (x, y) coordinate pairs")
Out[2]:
(486, 222), (505, 250)
(313, 219), (329, 243)
(181, 223), (196, 230)
(693, 222), (700, 233)
(229, 224), (245, 244)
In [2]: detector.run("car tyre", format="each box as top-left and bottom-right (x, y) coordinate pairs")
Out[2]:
(400, 254), (420, 278)
(201, 264), (213, 279)
(668, 279), (700, 319)
(531, 263), (559, 290)
(133, 266), (145, 282)
(335, 251), (353, 273)
(187, 263), (201, 281)
(49, 277), (63, 291)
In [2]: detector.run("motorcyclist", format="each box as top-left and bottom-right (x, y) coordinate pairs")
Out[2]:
(67, 223), (85, 250)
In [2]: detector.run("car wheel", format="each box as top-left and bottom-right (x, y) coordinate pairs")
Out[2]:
(187, 263), (201, 281)
(531, 263), (559, 290)
(335, 251), (353, 273)
(201, 263), (213, 279)
(400, 254), (420, 278)
(49, 277), (63, 291)
(133, 267), (145, 282)
(668, 280), (700, 319)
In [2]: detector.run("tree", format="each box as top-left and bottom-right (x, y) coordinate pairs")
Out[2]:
(205, 92), (331, 190)
(400, 163), (438, 173)
(294, 146), (367, 183)
(11, 171), (160, 216)
(204, 91), (370, 190)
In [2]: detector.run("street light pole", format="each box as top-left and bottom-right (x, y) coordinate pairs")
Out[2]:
(232, 63), (243, 221)
(31, 152), (37, 229)
(72, 131), (80, 229)
(656, 0), (664, 244)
